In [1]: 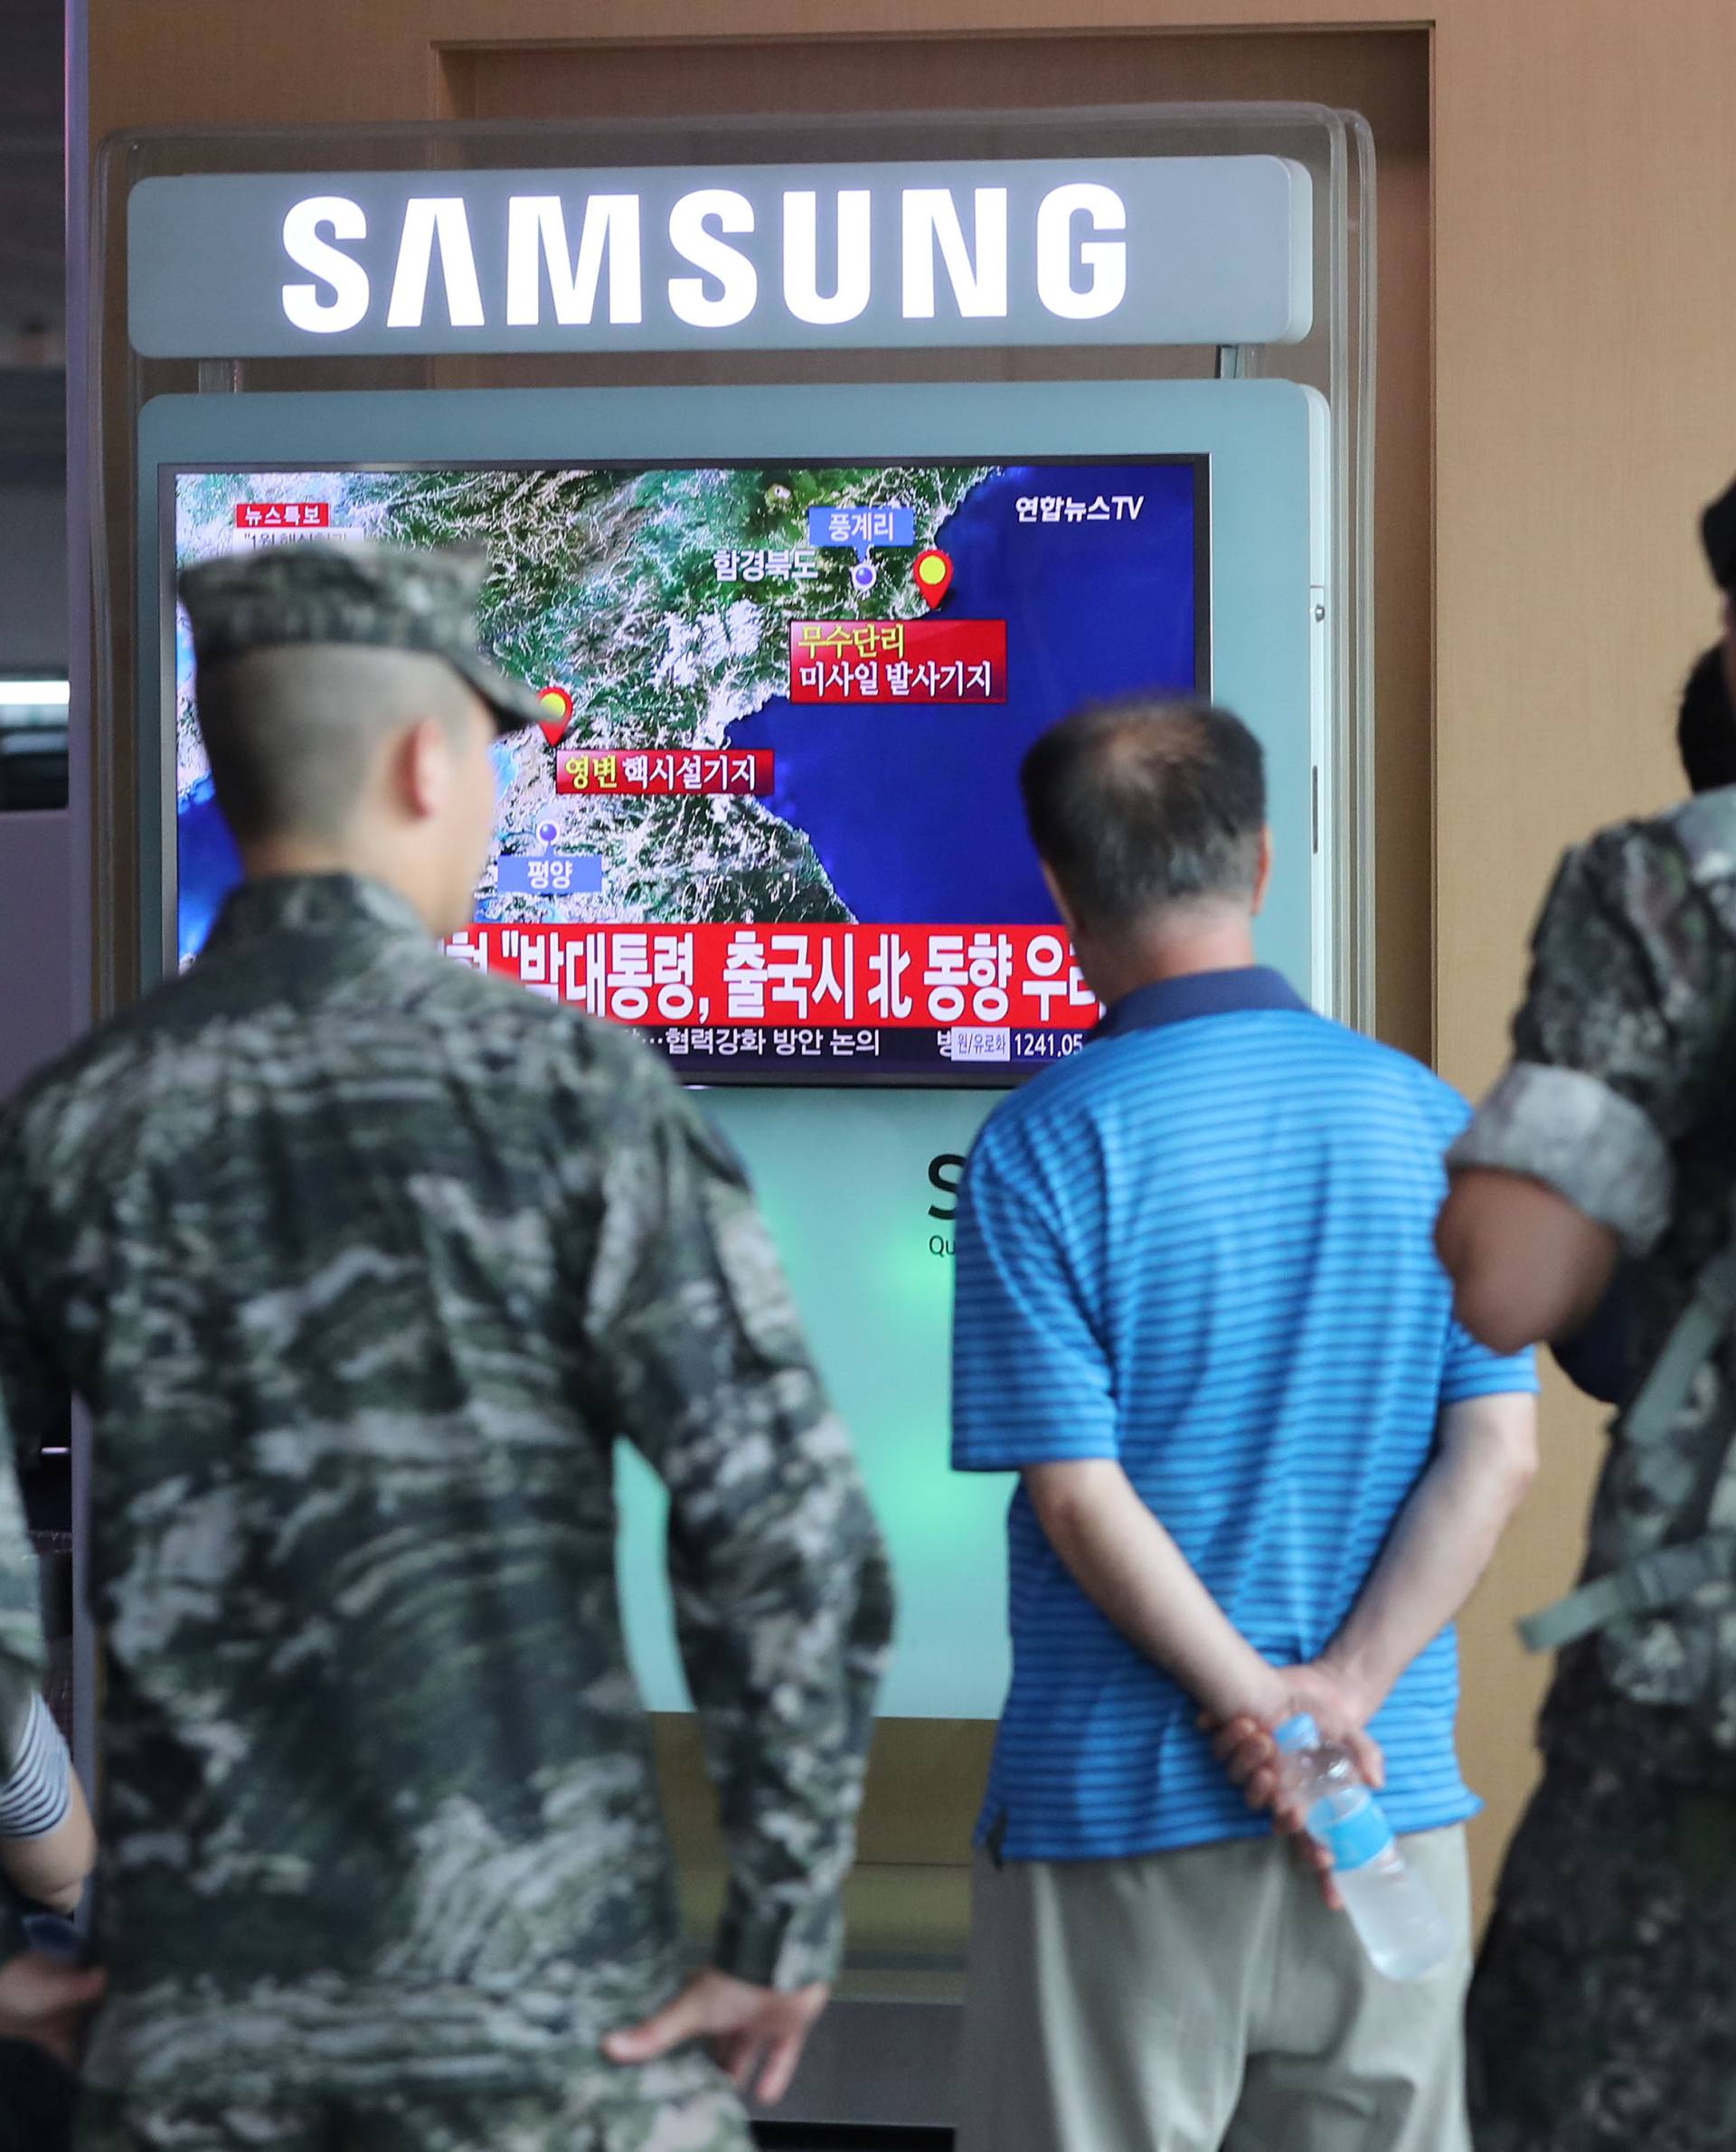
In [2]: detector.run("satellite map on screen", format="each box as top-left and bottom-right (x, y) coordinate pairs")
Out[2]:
(175, 457), (1203, 1081)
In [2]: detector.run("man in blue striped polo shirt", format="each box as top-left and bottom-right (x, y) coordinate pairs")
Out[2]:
(951, 700), (1538, 2152)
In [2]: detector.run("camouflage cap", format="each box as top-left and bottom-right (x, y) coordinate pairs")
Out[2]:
(177, 541), (544, 734)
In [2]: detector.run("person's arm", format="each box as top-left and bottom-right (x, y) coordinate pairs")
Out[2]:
(0, 1236), (93, 1916)
(1024, 1461), (1307, 1727)
(1440, 815), (1736, 1351)
(1212, 1392), (1535, 1783)
(0, 1702), (94, 1915)
(0, 1952), (107, 2072)
(578, 1055), (892, 2104)
(951, 1130), (1379, 1769)
(0, 1277), (52, 1786)
(1437, 1172), (1619, 1354)
(1208, 1391), (1537, 1817)
(1326, 1391), (1539, 1706)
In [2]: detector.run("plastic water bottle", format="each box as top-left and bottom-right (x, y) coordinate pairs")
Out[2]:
(1273, 1714), (1453, 1980)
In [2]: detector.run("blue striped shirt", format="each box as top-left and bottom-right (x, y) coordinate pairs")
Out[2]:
(950, 967), (1536, 1862)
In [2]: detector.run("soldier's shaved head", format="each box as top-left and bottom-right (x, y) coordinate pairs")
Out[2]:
(193, 642), (486, 845)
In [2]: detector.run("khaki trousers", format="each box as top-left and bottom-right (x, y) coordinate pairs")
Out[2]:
(956, 1829), (1472, 2152)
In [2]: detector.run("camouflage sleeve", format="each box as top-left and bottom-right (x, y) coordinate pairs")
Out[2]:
(583, 1062), (894, 1992)
(1450, 814), (1736, 1255)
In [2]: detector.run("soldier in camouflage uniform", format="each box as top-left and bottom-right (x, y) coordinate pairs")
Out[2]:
(0, 542), (893, 2151)
(1439, 482), (1736, 2150)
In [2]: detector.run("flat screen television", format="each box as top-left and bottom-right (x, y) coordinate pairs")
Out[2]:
(171, 457), (1208, 1083)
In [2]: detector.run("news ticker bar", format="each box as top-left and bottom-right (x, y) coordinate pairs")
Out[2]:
(446, 920), (1100, 1032)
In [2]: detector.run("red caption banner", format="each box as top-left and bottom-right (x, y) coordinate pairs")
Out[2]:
(789, 618), (1007, 703)
(555, 750), (773, 797)
(234, 502), (330, 529)
(446, 922), (1099, 1030)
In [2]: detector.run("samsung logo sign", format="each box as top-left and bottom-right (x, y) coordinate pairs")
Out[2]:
(284, 183), (1130, 335)
(128, 157), (1312, 358)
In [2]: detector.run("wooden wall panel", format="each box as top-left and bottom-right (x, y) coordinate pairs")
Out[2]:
(89, 0), (1432, 131)
(1433, 0), (1736, 1930)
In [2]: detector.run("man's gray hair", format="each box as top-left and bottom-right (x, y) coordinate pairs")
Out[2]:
(1019, 699), (1268, 934)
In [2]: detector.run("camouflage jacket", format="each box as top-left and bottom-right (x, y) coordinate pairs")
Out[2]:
(1451, 789), (1736, 1745)
(0, 874), (892, 2101)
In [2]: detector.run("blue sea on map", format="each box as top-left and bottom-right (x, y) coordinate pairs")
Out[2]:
(178, 777), (243, 963)
(729, 462), (1200, 925)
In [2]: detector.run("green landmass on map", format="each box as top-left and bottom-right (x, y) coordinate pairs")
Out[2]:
(177, 462), (995, 927)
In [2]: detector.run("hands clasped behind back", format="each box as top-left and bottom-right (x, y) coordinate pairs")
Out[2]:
(1203, 1660), (1387, 1911)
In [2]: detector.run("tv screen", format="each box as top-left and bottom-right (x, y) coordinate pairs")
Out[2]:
(171, 458), (1207, 1083)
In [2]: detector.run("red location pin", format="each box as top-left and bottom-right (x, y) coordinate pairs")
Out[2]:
(535, 684), (574, 745)
(913, 549), (954, 609)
